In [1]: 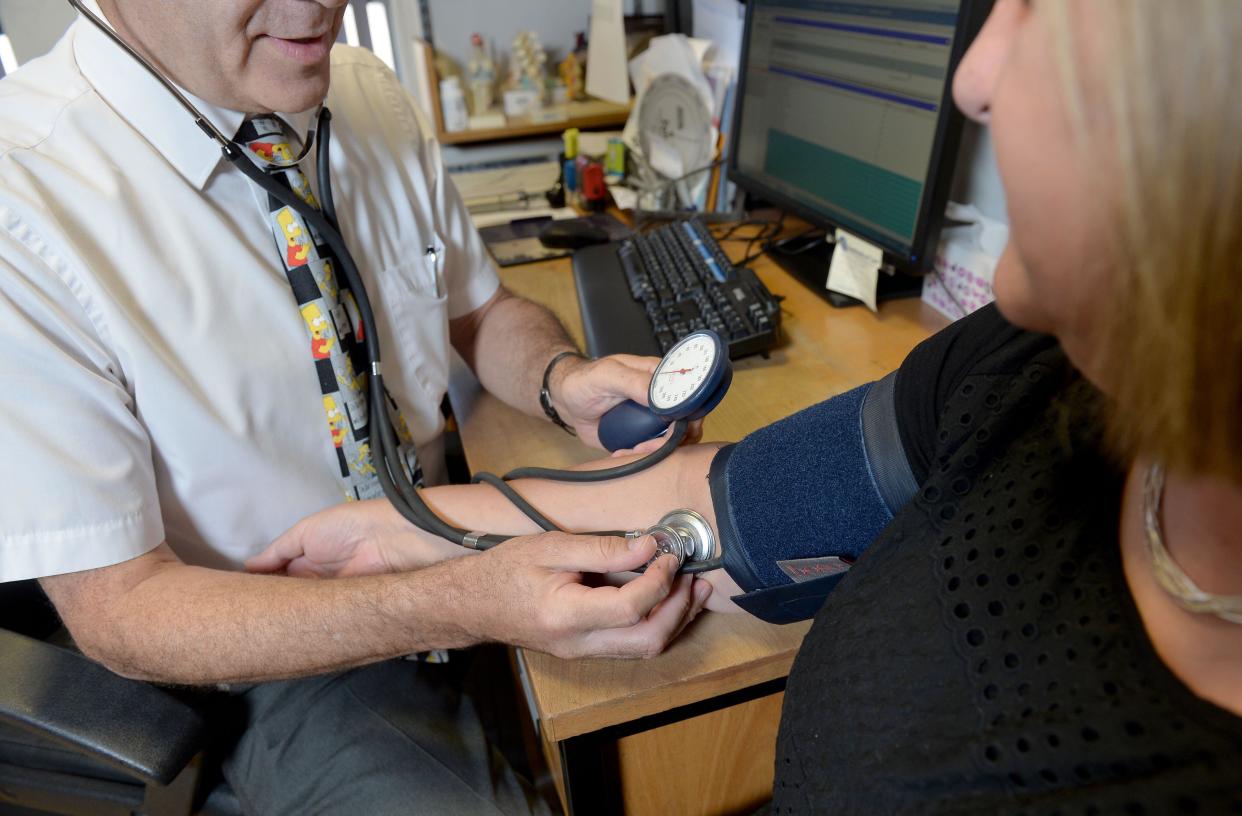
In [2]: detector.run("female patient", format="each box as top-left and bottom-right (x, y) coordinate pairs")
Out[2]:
(254, 0), (1242, 810)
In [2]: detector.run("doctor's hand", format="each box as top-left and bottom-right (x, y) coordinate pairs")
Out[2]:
(247, 499), (460, 579)
(454, 532), (712, 659)
(550, 353), (704, 453)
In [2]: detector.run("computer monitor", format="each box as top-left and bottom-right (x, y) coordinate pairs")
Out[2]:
(728, 0), (991, 300)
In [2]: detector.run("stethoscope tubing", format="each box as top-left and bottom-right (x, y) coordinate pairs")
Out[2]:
(66, 0), (721, 571)
(227, 122), (721, 567)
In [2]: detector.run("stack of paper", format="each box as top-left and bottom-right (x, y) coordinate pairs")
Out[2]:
(618, 0), (746, 213)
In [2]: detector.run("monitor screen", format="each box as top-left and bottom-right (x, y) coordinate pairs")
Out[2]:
(730, 0), (975, 266)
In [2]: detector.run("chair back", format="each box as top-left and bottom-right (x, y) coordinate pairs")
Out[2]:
(0, 579), (62, 640)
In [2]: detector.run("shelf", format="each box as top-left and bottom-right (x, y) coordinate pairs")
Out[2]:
(435, 98), (632, 145)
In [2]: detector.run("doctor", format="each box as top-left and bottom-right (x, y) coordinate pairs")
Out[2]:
(0, 0), (710, 811)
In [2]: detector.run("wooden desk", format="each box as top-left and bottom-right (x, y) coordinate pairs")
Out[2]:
(450, 240), (948, 815)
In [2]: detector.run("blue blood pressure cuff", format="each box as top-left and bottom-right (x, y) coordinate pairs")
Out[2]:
(711, 372), (919, 624)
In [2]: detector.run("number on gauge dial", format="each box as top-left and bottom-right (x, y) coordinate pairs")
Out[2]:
(650, 334), (717, 411)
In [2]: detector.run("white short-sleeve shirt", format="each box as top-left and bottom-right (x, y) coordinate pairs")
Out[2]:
(0, 12), (500, 581)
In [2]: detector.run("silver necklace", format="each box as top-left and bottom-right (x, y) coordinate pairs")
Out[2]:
(1144, 463), (1242, 624)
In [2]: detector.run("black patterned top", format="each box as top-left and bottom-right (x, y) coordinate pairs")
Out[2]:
(771, 306), (1242, 815)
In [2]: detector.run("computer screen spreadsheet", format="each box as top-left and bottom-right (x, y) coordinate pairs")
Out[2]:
(733, 0), (962, 256)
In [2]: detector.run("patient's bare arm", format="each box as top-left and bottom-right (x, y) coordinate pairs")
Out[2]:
(250, 443), (743, 610)
(261, 371), (922, 625)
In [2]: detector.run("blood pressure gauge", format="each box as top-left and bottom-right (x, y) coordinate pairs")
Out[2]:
(598, 330), (733, 452)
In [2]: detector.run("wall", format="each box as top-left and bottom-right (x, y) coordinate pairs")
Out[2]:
(0, 0), (75, 64)
(951, 123), (1007, 223)
(427, 0), (664, 76)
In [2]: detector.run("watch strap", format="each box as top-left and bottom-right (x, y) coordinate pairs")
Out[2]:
(540, 351), (586, 435)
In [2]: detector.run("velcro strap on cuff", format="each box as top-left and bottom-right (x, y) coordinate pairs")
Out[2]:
(730, 572), (851, 624)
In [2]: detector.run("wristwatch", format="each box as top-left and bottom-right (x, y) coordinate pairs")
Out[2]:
(540, 351), (587, 435)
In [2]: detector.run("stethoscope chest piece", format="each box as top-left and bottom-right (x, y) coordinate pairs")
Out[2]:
(640, 508), (716, 568)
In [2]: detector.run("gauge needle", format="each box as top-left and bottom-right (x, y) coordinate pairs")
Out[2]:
(660, 368), (695, 376)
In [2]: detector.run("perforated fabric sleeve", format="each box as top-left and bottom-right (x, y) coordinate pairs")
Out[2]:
(771, 359), (1242, 814)
(893, 303), (1049, 484)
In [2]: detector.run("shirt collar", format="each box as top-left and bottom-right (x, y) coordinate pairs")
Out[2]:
(72, 0), (319, 191)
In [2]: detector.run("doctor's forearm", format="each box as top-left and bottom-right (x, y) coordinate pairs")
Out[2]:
(451, 287), (577, 417)
(41, 545), (488, 685)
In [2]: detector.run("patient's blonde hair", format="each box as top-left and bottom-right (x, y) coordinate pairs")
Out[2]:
(1044, 0), (1242, 482)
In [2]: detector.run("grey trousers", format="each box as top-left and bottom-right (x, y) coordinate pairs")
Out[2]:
(217, 654), (552, 816)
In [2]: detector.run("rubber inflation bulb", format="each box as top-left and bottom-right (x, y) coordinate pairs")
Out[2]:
(598, 401), (670, 452)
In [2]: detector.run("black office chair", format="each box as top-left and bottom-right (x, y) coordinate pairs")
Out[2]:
(0, 580), (241, 816)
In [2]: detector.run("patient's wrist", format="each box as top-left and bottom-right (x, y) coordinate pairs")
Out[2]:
(388, 529), (470, 572)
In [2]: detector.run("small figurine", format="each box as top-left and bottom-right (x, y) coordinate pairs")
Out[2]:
(466, 33), (496, 115)
(509, 31), (548, 93)
(573, 32), (589, 98)
(557, 39), (585, 102)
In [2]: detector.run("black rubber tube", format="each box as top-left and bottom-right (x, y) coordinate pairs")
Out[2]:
(501, 421), (688, 482)
(221, 135), (713, 568)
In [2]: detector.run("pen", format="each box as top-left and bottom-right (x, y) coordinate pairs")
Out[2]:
(425, 245), (442, 297)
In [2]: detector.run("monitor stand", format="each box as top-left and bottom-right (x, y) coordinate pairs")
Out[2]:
(766, 240), (925, 308)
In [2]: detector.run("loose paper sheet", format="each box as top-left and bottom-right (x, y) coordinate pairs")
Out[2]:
(607, 183), (639, 211)
(827, 229), (882, 312)
(627, 35), (717, 120)
(586, 0), (630, 105)
(645, 134), (685, 181)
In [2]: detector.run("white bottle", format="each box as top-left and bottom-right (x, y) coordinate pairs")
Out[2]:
(440, 76), (469, 133)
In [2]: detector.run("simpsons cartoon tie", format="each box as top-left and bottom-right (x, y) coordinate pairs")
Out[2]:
(236, 116), (422, 500)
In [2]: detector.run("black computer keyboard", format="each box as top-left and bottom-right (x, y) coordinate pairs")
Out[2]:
(573, 219), (782, 360)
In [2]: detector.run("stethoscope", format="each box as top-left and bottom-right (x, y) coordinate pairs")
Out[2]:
(68, 0), (724, 572)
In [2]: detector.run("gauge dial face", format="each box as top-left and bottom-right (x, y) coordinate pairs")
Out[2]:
(650, 333), (718, 412)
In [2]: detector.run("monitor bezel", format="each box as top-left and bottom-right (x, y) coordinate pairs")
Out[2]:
(726, 0), (993, 273)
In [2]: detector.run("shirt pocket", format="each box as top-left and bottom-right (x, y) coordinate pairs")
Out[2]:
(370, 251), (450, 434)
